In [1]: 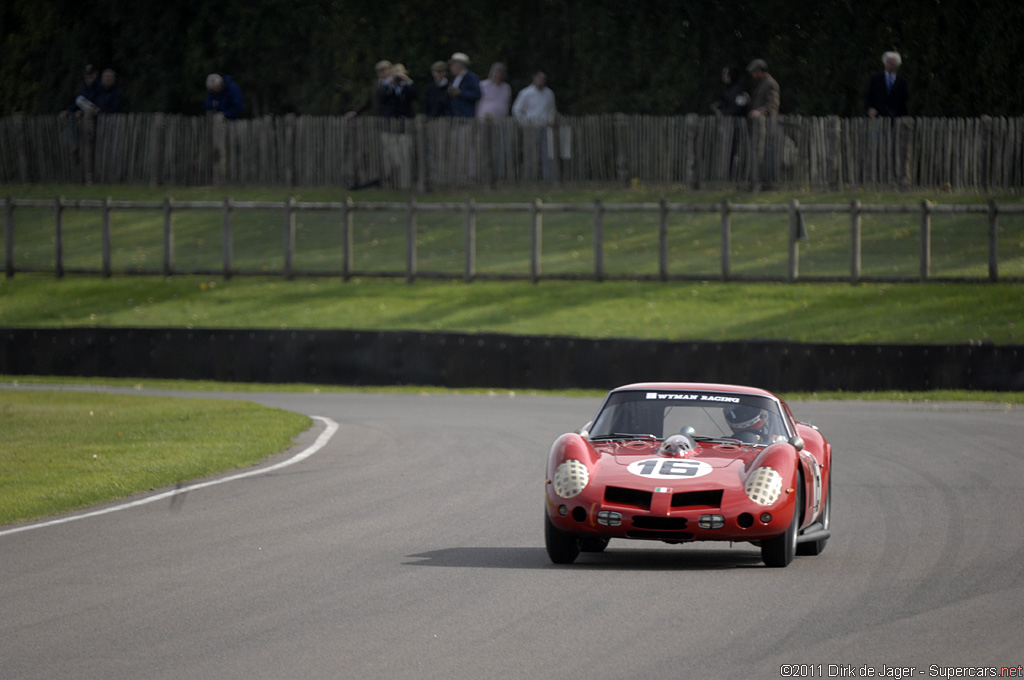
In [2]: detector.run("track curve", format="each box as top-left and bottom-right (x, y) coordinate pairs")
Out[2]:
(1, 391), (1021, 679)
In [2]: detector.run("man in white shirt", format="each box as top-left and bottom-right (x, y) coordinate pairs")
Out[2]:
(512, 71), (556, 124)
(512, 71), (557, 181)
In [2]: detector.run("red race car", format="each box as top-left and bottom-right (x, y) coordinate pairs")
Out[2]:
(544, 383), (831, 567)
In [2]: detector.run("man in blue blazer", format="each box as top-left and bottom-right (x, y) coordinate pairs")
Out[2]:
(865, 51), (909, 118)
(447, 52), (481, 118)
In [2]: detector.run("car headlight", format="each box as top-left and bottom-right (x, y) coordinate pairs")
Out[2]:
(552, 459), (590, 499)
(744, 466), (782, 505)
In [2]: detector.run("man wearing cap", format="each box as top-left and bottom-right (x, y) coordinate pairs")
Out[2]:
(66, 65), (102, 117)
(205, 73), (243, 119)
(746, 59), (779, 118)
(347, 60), (393, 118)
(446, 52), (481, 118)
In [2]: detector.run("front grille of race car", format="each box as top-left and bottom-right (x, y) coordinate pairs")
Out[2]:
(632, 516), (688, 530)
(627, 516), (694, 539)
(604, 486), (653, 510)
(670, 489), (723, 509)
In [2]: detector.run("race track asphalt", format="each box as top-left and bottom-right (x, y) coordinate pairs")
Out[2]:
(1, 390), (1022, 679)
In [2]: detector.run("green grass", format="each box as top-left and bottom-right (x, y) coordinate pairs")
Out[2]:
(2, 276), (1022, 344)
(0, 389), (311, 526)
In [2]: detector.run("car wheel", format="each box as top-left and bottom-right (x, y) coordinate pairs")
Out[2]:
(545, 512), (580, 564)
(761, 480), (801, 568)
(797, 473), (830, 556)
(579, 537), (609, 553)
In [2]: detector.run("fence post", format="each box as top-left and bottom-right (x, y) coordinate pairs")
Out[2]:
(284, 113), (297, 187)
(55, 197), (65, 279)
(284, 196), (296, 280)
(720, 199), (731, 281)
(828, 116), (842, 190)
(788, 199), (800, 282)
(148, 112), (165, 187)
(81, 110), (97, 185)
(464, 198), (476, 282)
(12, 114), (30, 183)
(614, 113), (629, 188)
(919, 199), (931, 281)
(898, 117), (914, 191)
(530, 198), (542, 283)
(342, 197), (353, 281)
(988, 199), (999, 282)
(102, 197), (112, 278)
(5, 197), (14, 278)
(162, 198), (174, 276)
(684, 114), (699, 190)
(658, 198), (669, 281)
(211, 112), (226, 186)
(550, 121), (562, 190)
(406, 197), (417, 284)
(593, 199), (604, 282)
(749, 116), (766, 191)
(222, 196), (234, 280)
(415, 115), (428, 193)
(850, 199), (862, 284)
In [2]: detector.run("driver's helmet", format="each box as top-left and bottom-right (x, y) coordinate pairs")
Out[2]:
(724, 404), (769, 434)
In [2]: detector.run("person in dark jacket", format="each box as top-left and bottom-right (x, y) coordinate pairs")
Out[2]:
(205, 73), (243, 119)
(424, 61), (450, 118)
(66, 64), (102, 117)
(446, 52), (480, 118)
(711, 66), (749, 116)
(94, 69), (124, 113)
(865, 51), (909, 118)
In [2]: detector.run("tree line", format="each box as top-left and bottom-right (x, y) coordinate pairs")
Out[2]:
(2, 0), (1022, 119)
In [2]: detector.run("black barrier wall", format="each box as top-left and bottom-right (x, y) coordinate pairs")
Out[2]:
(1, 328), (1022, 392)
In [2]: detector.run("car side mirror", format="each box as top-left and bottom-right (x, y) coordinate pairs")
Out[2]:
(575, 421), (592, 438)
(789, 436), (804, 451)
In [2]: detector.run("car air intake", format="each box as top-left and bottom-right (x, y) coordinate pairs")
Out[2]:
(604, 486), (653, 510)
(671, 489), (723, 509)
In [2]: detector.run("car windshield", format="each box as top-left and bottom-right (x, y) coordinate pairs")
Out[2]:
(589, 389), (791, 445)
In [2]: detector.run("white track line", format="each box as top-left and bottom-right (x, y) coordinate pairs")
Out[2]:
(0, 415), (339, 538)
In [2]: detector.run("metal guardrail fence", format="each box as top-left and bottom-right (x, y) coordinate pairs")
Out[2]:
(4, 196), (1023, 283)
(2, 112), (1023, 191)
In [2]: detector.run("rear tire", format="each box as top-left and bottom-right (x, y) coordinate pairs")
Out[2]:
(762, 481), (801, 568)
(545, 513), (580, 564)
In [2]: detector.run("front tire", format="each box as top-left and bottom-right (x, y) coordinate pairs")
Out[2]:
(545, 512), (580, 564)
(797, 473), (830, 556)
(762, 481), (801, 568)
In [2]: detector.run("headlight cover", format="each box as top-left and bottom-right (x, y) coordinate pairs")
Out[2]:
(744, 466), (783, 505)
(552, 459), (590, 499)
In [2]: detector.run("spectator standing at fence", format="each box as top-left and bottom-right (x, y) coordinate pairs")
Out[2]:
(513, 71), (558, 181)
(711, 66), (749, 116)
(382, 63), (417, 119)
(865, 51), (909, 118)
(512, 71), (557, 125)
(424, 61), (450, 118)
(347, 60), (393, 118)
(65, 64), (101, 117)
(447, 53), (481, 118)
(94, 69), (124, 113)
(205, 73), (243, 119)
(477, 62), (511, 119)
(381, 64), (417, 189)
(746, 59), (779, 117)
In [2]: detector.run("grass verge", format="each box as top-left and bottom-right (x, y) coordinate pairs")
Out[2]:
(3, 276), (1023, 344)
(0, 389), (311, 526)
